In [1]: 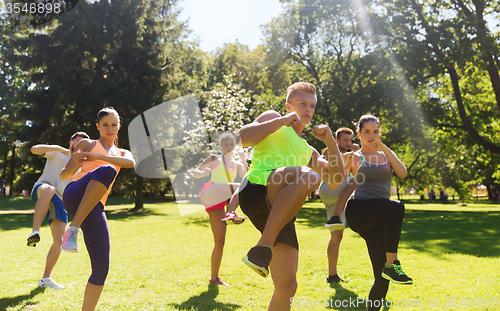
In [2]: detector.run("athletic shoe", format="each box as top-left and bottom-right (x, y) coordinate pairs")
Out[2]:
(38, 277), (64, 290)
(242, 245), (272, 277)
(221, 211), (245, 225)
(324, 216), (345, 231)
(27, 230), (40, 247)
(381, 260), (413, 284)
(61, 226), (80, 253)
(209, 277), (230, 286)
(326, 274), (344, 283)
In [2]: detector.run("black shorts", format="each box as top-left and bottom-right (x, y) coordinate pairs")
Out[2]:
(238, 177), (299, 251)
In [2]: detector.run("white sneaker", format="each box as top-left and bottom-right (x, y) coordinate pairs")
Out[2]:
(27, 230), (40, 247)
(38, 277), (64, 290)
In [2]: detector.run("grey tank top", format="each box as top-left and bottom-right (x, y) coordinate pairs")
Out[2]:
(319, 176), (353, 210)
(353, 151), (392, 199)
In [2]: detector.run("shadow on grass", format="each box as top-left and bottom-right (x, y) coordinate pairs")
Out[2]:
(296, 206), (500, 258)
(0, 286), (44, 310)
(327, 283), (392, 311)
(0, 208), (165, 231)
(0, 196), (34, 211)
(170, 283), (241, 311)
(183, 216), (209, 228)
(295, 206), (326, 228)
(326, 282), (369, 311)
(402, 209), (500, 258)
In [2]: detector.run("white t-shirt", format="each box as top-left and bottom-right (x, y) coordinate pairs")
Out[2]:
(31, 151), (73, 200)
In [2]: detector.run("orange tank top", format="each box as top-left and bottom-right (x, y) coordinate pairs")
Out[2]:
(73, 140), (121, 207)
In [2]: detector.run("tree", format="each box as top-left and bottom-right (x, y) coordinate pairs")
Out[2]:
(6, 0), (207, 207)
(0, 4), (32, 194)
(369, 0), (500, 155)
(263, 0), (437, 191)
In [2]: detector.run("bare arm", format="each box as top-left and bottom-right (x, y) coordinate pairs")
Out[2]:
(342, 151), (355, 176)
(60, 139), (93, 180)
(238, 110), (301, 147)
(236, 151), (249, 178)
(31, 144), (69, 156)
(308, 125), (345, 186)
(79, 149), (136, 168)
(193, 155), (218, 178)
(351, 152), (362, 177)
(371, 139), (407, 178)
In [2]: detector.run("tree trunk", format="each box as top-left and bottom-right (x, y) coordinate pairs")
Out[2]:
(8, 144), (15, 195)
(3, 140), (8, 183)
(131, 175), (144, 212)
(1, 141), (7, 196)
(447, 63), (500, 154)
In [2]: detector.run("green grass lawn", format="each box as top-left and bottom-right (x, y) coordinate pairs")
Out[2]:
(0, 196), (499, 310)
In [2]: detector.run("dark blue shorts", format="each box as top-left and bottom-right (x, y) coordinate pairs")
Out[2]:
(31, 183), (68, 225)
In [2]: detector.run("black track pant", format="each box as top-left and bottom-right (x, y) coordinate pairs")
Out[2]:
(345, 198), (405, 311)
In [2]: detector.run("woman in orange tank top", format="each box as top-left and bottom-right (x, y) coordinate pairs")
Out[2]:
(60, 107), (135, 311)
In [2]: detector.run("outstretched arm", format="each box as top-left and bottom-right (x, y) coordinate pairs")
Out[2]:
(31, 144), (69, 156)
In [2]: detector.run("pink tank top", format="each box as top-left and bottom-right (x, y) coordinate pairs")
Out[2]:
(73, 140), (121, 206)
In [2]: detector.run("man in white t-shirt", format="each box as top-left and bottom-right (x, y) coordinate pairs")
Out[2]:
(27, 132), (89, 290)
(319, 127), (359, 283)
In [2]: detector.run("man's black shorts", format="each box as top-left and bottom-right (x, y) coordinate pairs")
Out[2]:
(238, 177), (299, 251)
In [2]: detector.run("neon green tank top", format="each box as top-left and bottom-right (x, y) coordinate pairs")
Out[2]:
(210, 158), (238, 184)
(247, 126), (313, 186)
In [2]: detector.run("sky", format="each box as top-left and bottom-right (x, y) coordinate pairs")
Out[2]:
(178, 0), (284, 52)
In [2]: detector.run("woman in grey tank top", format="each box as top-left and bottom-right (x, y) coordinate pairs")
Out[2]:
(343, 115), (413, 311)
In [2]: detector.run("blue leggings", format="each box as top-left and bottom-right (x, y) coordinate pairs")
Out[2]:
(63, 165), (117, 286)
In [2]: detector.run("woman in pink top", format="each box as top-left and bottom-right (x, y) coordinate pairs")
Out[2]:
(193, 133), (248, 286)
(60, 107), (135, 311)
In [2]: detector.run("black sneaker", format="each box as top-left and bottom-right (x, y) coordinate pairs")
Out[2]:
(27, 230), (40, 247)
(381, 260), (413, 284)
(326, 274), (344, 283)
(242, 245), (273, 277)
(324, 216), (345, 231)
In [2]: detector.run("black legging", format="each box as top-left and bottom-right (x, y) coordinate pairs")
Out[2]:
(345, 198), (405, 311)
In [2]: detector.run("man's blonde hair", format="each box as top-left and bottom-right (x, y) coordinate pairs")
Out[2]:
(286, 82), (316, 103)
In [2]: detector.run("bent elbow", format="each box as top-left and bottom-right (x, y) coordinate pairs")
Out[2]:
(399, 170), (408, 179)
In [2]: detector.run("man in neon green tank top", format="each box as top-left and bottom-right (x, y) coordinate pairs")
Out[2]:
(238, 82), (345, 310)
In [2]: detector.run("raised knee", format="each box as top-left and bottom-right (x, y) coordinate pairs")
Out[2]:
(301, 168), (320, 191)
(99, 164), (117, 177)
(41, 185), (56, 197)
